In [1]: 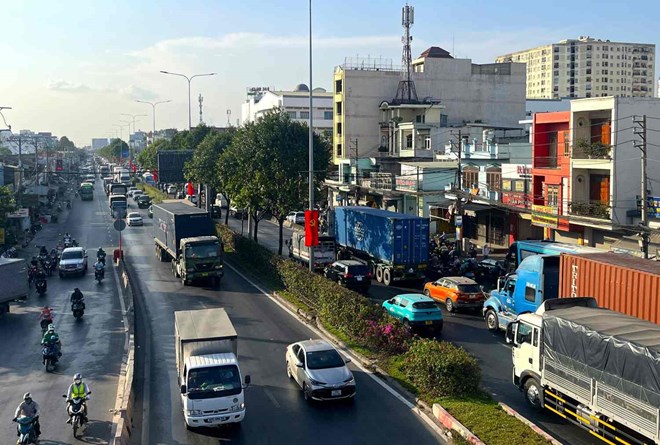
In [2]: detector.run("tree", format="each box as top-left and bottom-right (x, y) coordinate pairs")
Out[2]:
(0, 146), (12, 156)
(58, 136), (75, 151)
(98, 139), (128, 161)
(0, 186), (16, 241)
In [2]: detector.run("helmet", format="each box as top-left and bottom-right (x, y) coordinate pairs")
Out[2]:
(47, 324), (54, 332)
(98, 247), (102, 250)
(73, 373), (83, 384)
(23, 392), (31, 402)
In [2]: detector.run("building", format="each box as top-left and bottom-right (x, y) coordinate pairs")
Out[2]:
(129, 131), (147, 151)
(241, 84), (333, 131)
(531, 97), (660, 252)
(496, 36), (656, 99)
(91, 138), (109, 150)
(333, 48), (526, 165)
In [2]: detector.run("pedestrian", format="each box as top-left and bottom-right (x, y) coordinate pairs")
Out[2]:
(482, 243), (491, 260)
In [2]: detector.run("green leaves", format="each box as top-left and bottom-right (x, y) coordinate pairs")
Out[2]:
(97, 138), (128, 161)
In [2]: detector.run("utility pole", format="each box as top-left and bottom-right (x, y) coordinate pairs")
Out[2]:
(454, 129), (464, 254)
(307, 0), (315, 272)
(634, 115), (649, 259)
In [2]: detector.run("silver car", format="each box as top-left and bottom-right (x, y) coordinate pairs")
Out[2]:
(58, 247), (88, 278)
(285, 339), (356, 402)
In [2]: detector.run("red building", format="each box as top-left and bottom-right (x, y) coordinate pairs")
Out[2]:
(531, 111), (581, 242)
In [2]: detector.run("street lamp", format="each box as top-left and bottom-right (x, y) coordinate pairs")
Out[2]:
(307, 0), (315, 271)
(136, 100), (171, 137)
(160, 71), (216, 129)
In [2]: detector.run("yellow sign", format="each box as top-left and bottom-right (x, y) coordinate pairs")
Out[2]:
(531, 205), (558, 229)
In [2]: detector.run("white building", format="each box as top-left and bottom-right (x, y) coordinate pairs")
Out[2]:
(91, 138), (109, 150)
(241, 84), (333, 131)
(497, 36), (656, 99)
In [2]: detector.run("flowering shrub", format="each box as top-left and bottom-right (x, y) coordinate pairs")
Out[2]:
(362, 317), (412, 355)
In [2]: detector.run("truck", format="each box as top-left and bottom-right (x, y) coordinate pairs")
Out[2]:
(333, 206), (429, 286)
(287, 229), (336, 270)
(175, 308), (250, 428)
(109, 183), (128, 196)
(79, 182), (94, 201)
(507, 300), (660, 445)
(109, 194), (127, 218)
(483, 250), (660, 332)
(152, 201), (224, 286)
(0, 257), (28, 315)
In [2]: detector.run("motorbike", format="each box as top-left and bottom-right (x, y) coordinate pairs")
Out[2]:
(28, 266), (39, 287)
(97, 252), (106, 266)
(66, 200), (71, 209)
(2, 247), (18, 258)
(72, 299), (85, 319)
(64, 239), (72, 249)
(35, 278), (47, 296)
(13, 415), (39, 444)
(56, 202), (63, 212)
(95, 268), (104, 283)
(63, 394), (90, 438)
(42, 341), (59, 372)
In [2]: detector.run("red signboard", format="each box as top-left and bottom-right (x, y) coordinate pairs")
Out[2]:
(304, 210), (319, 247)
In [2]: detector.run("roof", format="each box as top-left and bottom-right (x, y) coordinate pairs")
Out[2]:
(443, 276), (479, 285)
(187, 353), (238, 368)
(335, 259), (368, 267)
(298, 339), (334, 352)
(155, 201), (208, 215)
(62, 247), (84, 253)
(546, 306), (660, 352)
(567, 252), (660, 276)
(419, 46), (453, 59)
(175, 308), (237, 341)
(396, 293), (434, 302)
(338, 206), (428, 221)
(400, 161), (459, 169)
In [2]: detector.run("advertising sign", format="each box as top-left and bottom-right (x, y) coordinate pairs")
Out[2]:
(531, 205), (559, 228)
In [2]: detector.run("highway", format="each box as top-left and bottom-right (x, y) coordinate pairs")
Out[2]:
(123, 206), (445, 444)
(0, 180), (125, 443)
(224, 215), (599, 445)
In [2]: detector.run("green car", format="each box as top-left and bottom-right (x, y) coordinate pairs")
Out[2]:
(382, 294), (443, 333)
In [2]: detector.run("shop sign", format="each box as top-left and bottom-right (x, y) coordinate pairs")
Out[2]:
(395, 177), (417, 192)
(502, 163), (532, 180)
(531, 204), (558, 228)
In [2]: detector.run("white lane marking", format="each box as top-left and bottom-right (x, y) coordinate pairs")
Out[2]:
(264, 388), (281, 408)
(225, 263), (446, 441)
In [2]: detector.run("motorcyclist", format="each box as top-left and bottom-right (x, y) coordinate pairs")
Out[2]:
(13, 392), (40, 437)
(30, 256), (39, 268)
(94, 259), (105, 279)
(66, 373), (91, 424)
(39, 307), (54, 332)
(97, 247), (106, 264)
(71, 288), (84, 304)
(39, 245), (48, 257)
(63, 233), (71, 244)
(41, 324), (61, 358)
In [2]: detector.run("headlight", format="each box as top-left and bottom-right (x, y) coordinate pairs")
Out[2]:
(309, 378), (325, 386)
(186, 410), (202, 416)
(187, 268), (194, 272)
(343, 375), (355, 384)
(214, 264), (223, 269)
(230, 403), (245, 412)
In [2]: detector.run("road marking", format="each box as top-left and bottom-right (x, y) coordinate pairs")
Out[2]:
(225, 263), (447, 441)
(264, 388), (281, 408)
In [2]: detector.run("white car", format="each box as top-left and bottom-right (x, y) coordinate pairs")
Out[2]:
(58, 247), (88, 278)
(167, 185), (177, 194)
(132, 190), (144, 201)
(126, 212), (143, 226)
(285, 339), (356, 402)
(287, 211), (305, 225)
(126, 187), (139, 197)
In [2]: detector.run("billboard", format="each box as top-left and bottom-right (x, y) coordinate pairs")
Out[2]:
(157, 150), (194, 183)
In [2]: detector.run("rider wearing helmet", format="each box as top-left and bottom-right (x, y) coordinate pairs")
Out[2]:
(71, 288), (84, 305)
(41, 324), (61, 358)
(66, 373), (91, 424)
(13, 392), (40, 437)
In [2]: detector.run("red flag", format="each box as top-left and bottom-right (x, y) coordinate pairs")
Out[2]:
(132, 163), (137, 174)
(187, 181), (194, 196)
(152, 169), (158, 182)
(305, 210), (319, 247)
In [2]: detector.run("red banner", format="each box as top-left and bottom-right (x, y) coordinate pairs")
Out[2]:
(152, 169), (158, 182)
(132, 163), (137, 174)
(305, 210), (319, 247)
(186, 181), (194, 196)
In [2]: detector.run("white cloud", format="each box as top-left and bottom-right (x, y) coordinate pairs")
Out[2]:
(119, 84), (158, 101)
(48, 79), (91, 92)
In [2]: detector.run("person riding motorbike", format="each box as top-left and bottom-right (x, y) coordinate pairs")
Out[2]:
(41, 324), (61, 358)
(97, 247), (106, 265)
(35, 267), (48, 291)
(30, 256), (39, 268)
(39, 245), (48, 258)
(93, 259), (104, 279)
(71, 288), (84, 305)
(39, 307), (54, 332)
(13, 392), (41, 438)
(66, 373), (91, 424)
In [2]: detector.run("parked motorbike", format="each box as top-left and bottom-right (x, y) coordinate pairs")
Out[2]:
(13, 415), (39, 444)
(72, 299), (85, 319)
(42, 341), (59, 372)
(95, 268), (104, 283)
(63, 394), (90, 439)
(35, 278), (47, 296)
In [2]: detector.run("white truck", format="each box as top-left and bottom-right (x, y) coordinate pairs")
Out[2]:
(286, 229), (336, 271)
(0, 257), (28, 315)
(175, 308), (250, 429)
(507, 298), (660, 445)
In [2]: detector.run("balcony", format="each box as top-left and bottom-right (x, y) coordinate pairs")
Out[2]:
(569, 201), (611, 220)
(572, 139), (611, 159)
(534, 157), (558, 169)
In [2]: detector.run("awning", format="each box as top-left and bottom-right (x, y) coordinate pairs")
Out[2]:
(462, 202), (492, 217)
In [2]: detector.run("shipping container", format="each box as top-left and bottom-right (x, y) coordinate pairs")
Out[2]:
(152, 201), (216, 259)
(559, 252), (660, 324)
(0, 257), (28, 314)
(157, 150), (194, 184)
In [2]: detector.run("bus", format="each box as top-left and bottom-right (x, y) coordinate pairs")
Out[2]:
(79, 183), (94, 201)
(507, 240), (602, 267)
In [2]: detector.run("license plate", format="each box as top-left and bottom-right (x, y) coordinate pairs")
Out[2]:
(469, 294), (477, 299)
(356, 276), (363, 281)
(331, 390), (342, 397)
(425, 320), (433, 325)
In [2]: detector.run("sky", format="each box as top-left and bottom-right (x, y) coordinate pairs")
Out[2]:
(0, 0), (658, 146)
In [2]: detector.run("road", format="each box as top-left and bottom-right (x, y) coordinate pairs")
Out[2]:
(224, 215), (599, 445)
(0, 179), (125, 443)
(124, 207), (444, 444)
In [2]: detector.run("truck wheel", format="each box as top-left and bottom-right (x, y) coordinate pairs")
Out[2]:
(524, 378), (544, 411)
(382, 268), (392, 286)
(375, 266), (383, 283)
(485, 309), (499, 332)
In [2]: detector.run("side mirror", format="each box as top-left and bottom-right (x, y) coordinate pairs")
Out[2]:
(295, 362), (304, 368)
(505, 322), (516, 345)
(244, 375), (251, 386)
(497, 278), (503, 292)
(344, 358), (352, 364)
(388, 298), (396, 304)
(180, 384), (187, 394)
(285, 240), (289, 245)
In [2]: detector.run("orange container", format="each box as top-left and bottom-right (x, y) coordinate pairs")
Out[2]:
(559, 252), (660, 325)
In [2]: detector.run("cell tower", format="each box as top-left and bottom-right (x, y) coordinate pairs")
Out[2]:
(198, 94), (204, 124)
(392, 4), (418, 104)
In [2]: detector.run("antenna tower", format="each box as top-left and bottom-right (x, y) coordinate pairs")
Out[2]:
(393, 4), (418, 104)
(198, 94), (204, 124)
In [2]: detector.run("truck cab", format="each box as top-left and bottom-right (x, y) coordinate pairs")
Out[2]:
(287, 230), (336, 270)
(175, 236), (224, 286)
(483, 255), (559, 332)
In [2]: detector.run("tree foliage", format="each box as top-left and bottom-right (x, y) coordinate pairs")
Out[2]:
(97, 138), (128, 161)
(0, 146), (12, 156)
(0, 185), (16, 227)
(58, 136), (75, 151)
(184, 129), (235, 190)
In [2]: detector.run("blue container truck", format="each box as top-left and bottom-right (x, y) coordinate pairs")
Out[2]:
(333, 206), (429, 286)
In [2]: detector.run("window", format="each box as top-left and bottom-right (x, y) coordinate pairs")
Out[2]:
(399, 299), (409, 308)
(547, 185), (559, 208)
(287, 111), (297, 119)
(335, 102), (342, 116)
(336, 143), (342, 157)
(324, 111), (333, 120)
(405, 134), (413, 148)
(525, 285), (536, 303)
(336, 122), (342, 136)
(415, 114), (425, 123)
(300, 111), (310, 119)
(502, 179), (512, 191)
(335, 79), (342, 93)
(424, 138), (431, 150)
(514, 180), (525, 192)
(462, 167), (479, 189)
(486, 167), (502, 192)
(516, 322), (533, 345)
(563, 131), (570, 156)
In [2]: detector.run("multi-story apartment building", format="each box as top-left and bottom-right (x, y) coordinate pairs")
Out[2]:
(496, 36), (655, 100)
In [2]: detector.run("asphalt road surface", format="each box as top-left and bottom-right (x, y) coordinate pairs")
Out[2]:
(224, 215), (600, 445)
(124, 206), (444, 444)
(0, 180), (125, 444)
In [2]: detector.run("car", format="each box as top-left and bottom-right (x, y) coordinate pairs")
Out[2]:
(287, 211), (305, 225)
(324, 260), (371, 292)
(423, 276), (485, 313)
(167, 185), (177, 194)
(58, 247), (88, 278)
(230, 206), (247, 219)
(126, 212), (143, 226)
(132, 190), (144, 201)
(147, 205), (153, 218)
(126, 187), (139, 197)
(137, 195), (152, 209)
(285, 339), (356, 402)
(186, 194), (197, 204)
(382, 294), (443, 333)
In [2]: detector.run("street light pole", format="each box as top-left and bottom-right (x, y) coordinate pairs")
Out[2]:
(121, 113), (147, 149)
(136, 100), (171, 138)
(308, 0), (315, 271)
(160, 71), (216, 129)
